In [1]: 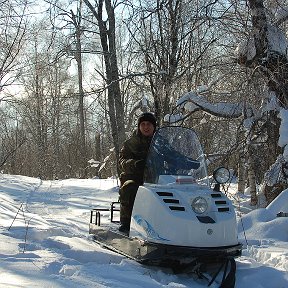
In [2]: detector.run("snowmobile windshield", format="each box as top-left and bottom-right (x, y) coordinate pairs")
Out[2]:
(144, 126), (209, 186)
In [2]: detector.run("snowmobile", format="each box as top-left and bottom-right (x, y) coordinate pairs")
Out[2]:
(89, 126), (242, 287)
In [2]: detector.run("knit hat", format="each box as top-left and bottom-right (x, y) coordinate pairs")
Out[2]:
(137, 112), (157, 128)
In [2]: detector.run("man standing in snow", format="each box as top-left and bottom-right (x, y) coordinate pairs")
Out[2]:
(118, 112), (157, 233)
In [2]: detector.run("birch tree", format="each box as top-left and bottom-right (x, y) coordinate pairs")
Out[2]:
(236, 0), (288, 203)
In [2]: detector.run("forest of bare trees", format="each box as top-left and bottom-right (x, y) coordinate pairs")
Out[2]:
(1, 0), (288, 206)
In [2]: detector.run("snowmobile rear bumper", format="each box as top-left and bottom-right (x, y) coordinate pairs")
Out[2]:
(89, 223), (242, 266)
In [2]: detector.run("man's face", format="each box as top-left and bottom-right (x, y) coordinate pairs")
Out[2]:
(139, 121), (155, 137)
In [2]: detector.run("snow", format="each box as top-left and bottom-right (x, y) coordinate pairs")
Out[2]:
(235, 37), (256, 62)
(267, 188), (288, 216)
(167, 92), (243, 123)
(267, 24), (288, 57)
(278, 109), (288, 160)
(163, 113), (183, 123)
(260, 92), (280, 113)
(235, 24), (288, 63)
(275, 6), (288, 23)
(0, 174), (288, 287)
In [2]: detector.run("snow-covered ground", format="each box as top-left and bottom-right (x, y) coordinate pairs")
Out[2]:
(0, 174), (288, 287)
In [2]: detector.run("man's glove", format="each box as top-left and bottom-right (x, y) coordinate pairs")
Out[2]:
(134, 159), (146, 170)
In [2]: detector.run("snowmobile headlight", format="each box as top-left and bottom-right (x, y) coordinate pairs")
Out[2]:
(213, 167), (230, 184)
(191, 197), (208, 214)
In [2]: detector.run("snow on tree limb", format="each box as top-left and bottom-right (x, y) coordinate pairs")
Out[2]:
(264, 155), (285, 186)
(235, 37), (256, 65)
(236, 24), (288, 67)
(165, 87), (282, 125)
(275, 6), (288, 25)
(163, 114), (184, 123)
(266, 25), (288, 57)
(177, 92), (243, 118)
(278, 109), (288, 160)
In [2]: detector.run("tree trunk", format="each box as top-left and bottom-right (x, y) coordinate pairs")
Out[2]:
(95, 132), (101, 178)
(71, 9), (87, 178)
(141, 0), (183, 125)
(248, 148), (258, 206)
(84, 0), (125, 175)
(238, 0), (288, 204)
(237, 127), (246, 194)
(248, 0), (288, 107)
(237, 153), (246, 194)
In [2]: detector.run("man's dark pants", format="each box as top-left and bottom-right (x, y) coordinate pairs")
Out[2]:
(119, 180), (139, 227)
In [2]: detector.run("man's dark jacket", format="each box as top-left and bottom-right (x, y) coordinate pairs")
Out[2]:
(119, 130), (152, 186)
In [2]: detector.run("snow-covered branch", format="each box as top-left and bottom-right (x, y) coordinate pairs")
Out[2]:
(278, 109), (288, 160)
(180, 92), (243, 118)
(164, 91), (244, 123)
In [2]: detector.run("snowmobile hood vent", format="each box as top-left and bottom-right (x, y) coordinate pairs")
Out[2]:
(211, 193), (222, 198)
(169, 206), (185, 211)
(218, 207), (230, 212)
(156, 192), (173, 197)
(211, 193), (230, 212)
(163, 199), (179, 204)
(156, 191), (186, 212)
(215, 200), (227, 205)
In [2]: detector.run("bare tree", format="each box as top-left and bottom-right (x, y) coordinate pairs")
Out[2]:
(0, 106), (26, 171)
(0, 0), (28, 173)
(14, 16), (77, 179)
(127, 0), (193, 124)
(0, 0), (27, 96)
(46, 0), (91, 177)
(83, 0), (125, 173)
(70, 4), (88, 177)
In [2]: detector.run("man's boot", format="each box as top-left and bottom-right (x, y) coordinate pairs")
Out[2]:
(119, 222), (130, 233)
